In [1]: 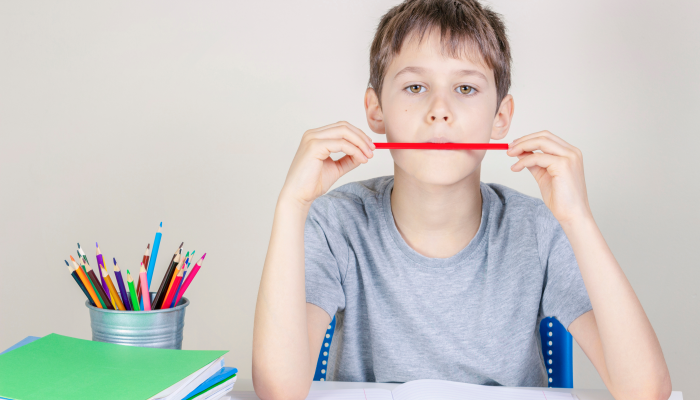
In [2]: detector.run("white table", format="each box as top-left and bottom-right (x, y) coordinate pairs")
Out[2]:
(226, 378), (683, 400)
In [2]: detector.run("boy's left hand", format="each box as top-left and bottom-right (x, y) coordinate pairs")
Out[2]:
(507, 131), (593, 225)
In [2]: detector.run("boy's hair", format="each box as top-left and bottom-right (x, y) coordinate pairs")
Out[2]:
(369, 0), (511, 109)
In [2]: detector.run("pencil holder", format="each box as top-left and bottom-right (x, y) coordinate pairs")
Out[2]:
(86, 292), (190, 349)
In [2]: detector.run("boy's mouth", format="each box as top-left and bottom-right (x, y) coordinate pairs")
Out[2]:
(425, 138), (453, 144)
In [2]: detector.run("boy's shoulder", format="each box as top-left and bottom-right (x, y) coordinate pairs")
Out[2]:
(314, 176), (392, 207)
(483, 182), (545, 209)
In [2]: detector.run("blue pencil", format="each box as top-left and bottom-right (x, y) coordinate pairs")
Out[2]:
(142, 222), (162, 309)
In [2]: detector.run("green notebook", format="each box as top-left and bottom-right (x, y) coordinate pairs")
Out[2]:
(0, 334), (227, 400)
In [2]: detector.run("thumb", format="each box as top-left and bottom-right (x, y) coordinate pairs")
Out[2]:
(332, 154), (364, 178)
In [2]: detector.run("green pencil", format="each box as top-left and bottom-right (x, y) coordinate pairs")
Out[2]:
(127, 270), (140, 311)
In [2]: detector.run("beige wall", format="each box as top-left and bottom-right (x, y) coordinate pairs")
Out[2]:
(1, 0), (698, 397)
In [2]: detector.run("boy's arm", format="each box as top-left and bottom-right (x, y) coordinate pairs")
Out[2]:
(252, 122), (374, 400)
(508, 131), (671, 400)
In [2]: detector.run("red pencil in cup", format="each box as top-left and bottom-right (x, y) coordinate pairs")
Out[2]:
(160, 269), (183, 310)
(173, 253), (206, 307)
(139, 263), (151, 311)
(136, 243), (150, 303)
(373, 142), (508, 150)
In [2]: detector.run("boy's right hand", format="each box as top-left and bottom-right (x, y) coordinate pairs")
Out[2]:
(279, 121), (375, 208)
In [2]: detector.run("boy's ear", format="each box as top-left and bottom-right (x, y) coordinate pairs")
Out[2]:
(491, 94), (514, 140)
(365, 87), (385, 134)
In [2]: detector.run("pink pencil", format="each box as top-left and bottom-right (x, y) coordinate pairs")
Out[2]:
(139, 263), (151, 311)
(173, 253), (206, 306)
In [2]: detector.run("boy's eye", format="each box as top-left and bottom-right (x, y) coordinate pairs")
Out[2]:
(406, 85), (425, 94)
(456, 85), (476, 95)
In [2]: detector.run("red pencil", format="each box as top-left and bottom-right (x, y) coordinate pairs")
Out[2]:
(137, 243), (150, 302)
(373, 142), (508, 150)
(160, 269), (183, 309)
(173, 253), (206, 306)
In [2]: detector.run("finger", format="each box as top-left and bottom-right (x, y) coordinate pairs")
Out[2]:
(333, 154), (364, 177)
(510, 152), (559, 173)
(310, 126), (374, 158)
(510, 130), (573, 149)
(513, 151), (545, 176)
(507, 136), (576, 158)
(312, 139), (369, 163)
(309, 121), (375, 150)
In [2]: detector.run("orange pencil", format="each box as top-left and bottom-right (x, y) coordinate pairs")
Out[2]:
(101, 266), (126, 311)
(161, 269), (183, 310)
(139, 263), (151, 311)
(70, 256), (103, 308)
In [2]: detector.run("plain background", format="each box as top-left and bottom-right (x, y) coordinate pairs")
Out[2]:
(1, 0), (698, 397)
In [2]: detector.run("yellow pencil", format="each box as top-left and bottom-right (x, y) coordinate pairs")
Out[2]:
(101, 266), (126, 311)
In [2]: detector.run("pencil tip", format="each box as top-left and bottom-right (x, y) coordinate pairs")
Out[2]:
(96, 242), (98, 247)
(70, 255), (75, 261)
(77, 243), (81, 249)
(160, 222), (162, 227)
(179, 242), (184, 248)
(64, 260), (69, 266)
(202, 253), (206, 259)
(113, 257), (116, 264)
(147, 243), (151, 249)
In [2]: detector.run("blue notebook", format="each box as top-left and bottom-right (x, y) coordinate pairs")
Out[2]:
(184, 367), (237, 400)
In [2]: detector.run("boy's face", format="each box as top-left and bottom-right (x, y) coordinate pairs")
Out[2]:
(365, 30), (513, 186)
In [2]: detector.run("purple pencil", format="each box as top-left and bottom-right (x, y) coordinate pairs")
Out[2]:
(96, 243), (111, 302)
(113, 258), (132, 311)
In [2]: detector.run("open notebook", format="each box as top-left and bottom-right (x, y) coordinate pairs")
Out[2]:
(230, 379), (575, 400)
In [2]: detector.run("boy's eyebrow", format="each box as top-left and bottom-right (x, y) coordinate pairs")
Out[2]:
(393, 66), (488, 82)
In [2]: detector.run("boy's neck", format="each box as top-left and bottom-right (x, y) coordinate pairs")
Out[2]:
(391, 165), (483, 259)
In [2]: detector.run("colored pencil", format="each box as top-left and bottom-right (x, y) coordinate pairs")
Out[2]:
(139, 263), (152, 311)
(136, 243), (151, 303)
(70, 255), (104, 308)
(77, 243), (89, 275)
(127, 270), (140, 311)
(84, 262), (114, 310)
(174, 253), (206, 306)
(373, 142), (508, 150)
(162, 252), (184, 308)
(170, 262), (187, 308)
(66, 261), (95, 306)
(146, 222), (163, 291)
(95, 243), (111, 304)
(161, 269), (183, 310)
(153, 248), (182, 309)
(113, 258), (131, 311)
(101, 266), (126, 311)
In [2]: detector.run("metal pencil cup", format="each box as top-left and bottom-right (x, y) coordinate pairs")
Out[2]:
(86, 292), (189, 349)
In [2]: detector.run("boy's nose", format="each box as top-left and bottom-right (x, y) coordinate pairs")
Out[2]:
(427, 96), (453, 124)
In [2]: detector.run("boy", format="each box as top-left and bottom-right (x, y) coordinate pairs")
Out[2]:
(253, 1), (671, 399)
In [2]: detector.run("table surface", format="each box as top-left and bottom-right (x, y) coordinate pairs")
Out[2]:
(226, 378), (683, 400)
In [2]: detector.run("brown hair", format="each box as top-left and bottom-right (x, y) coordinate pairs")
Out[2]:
(369, 0), (511, 109)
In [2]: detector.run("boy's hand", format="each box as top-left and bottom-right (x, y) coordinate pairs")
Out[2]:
(507, 131), (593, 225)
(280, 121), (375, 208)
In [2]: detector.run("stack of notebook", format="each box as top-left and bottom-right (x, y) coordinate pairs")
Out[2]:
(0, 334), (237, 400)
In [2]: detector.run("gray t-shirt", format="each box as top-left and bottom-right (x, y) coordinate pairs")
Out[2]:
(304, 176), (592, 386)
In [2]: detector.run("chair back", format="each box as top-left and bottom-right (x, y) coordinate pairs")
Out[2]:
(539, 317), (573, 388)
(314, 315), (574, 389)
(313, 316), (337, 381)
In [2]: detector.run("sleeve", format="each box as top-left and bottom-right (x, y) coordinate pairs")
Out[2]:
(537, 204), (593, 330)
(304, 196), (349, 320)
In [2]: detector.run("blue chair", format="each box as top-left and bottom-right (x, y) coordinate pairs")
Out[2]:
(314, 316), (573, 389)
